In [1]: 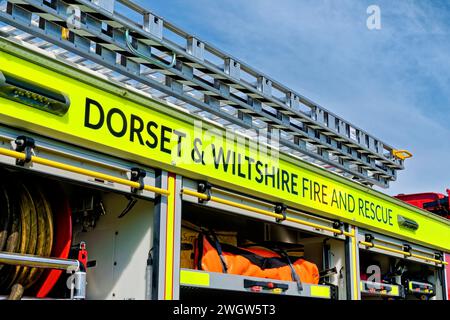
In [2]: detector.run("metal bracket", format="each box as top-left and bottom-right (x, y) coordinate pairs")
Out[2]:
(197, 181), (212, 203)
(71, 269), (87, 300)
(77, 241), (88, 270)
(118, 195), (138, 219)
(274, 203), (287, 223)
(130, 167), (146, 193)
(125, 29), (176, 69)
(319, 267), (338, 279)
(403, 244), (412, 255)
(0, 30), (9, 38)
(332, 220), (344, 236)
(364, 233), (375, 246)
(434, 253), (443, 261)
(14, 135), (35, 166)
(117, 167), (147, 219)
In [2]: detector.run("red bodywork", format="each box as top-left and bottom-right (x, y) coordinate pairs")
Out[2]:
(395, 189), (450, 219)
(34, 191), (72, 298)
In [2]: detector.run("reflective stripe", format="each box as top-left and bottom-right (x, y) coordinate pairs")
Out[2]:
(180, 270), (210, 287)
(310, 285), (331, 298)
(391, 285), (399, 296)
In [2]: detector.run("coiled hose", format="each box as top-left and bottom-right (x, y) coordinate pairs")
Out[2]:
(0, 179), (53, 300)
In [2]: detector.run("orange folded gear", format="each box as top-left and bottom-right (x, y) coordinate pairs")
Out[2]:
(195, 232), (319, 285)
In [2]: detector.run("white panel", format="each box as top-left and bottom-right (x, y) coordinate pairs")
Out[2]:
(74, 193), (154, 300)
(329, 239), (347, 300)
(431, 270), (443, 300)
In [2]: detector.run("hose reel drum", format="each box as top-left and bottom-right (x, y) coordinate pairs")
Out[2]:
(0, 172), (81, 300)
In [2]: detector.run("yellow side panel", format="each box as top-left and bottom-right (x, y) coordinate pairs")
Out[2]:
(0, 50), (449, 251)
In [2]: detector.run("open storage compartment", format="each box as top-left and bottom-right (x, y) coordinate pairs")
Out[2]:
(180, 180), (349, 300)
(0, 128), (158, 300)
(358, 229), (446, 300)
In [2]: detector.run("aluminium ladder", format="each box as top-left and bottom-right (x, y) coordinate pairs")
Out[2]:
(0, 0), (408, 188)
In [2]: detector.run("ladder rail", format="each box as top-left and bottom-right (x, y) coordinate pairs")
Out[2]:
(0, 9), (392, 188)
(112, 0), (400, 162)
(0, 25), (388, 188)
(0, 0), (406, 188)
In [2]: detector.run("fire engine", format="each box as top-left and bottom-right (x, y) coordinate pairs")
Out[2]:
(0, 0), (448, 300)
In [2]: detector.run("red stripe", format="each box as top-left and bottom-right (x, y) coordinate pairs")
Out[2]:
(163, 172), (177, 299)
(170, 172), (176, 299)
(446, 254), (450, 300)
(163, 175), (169, 298)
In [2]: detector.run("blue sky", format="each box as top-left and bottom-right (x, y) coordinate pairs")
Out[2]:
(135, 0), (450, 196)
